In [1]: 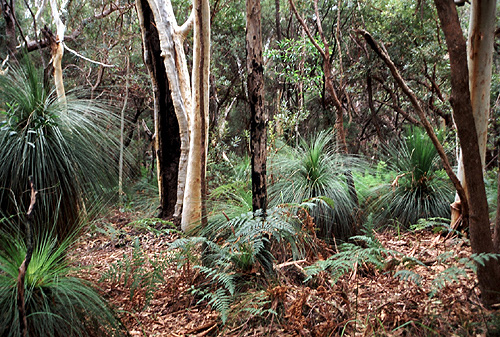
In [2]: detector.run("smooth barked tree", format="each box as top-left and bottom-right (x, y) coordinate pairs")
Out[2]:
(136, 0), (210, 231)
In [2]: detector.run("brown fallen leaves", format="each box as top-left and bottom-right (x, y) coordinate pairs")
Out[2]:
(71, 211), (499, 336)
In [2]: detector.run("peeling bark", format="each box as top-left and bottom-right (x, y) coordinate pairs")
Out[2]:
(49, 0), (66, 104)
(136, 0), (182, 219)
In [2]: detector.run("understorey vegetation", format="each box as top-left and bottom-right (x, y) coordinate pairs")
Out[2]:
(2, 0), (500, 336)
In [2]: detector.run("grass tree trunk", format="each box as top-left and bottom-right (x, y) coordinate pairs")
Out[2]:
(181, 0), (210, 231)
(451, 0), (496, 227)
(434, 0), (500, 307)
(246, 0), (267, 213)
(136, 0), (182, 220)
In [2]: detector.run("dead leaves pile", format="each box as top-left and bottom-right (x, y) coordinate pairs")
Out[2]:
(72, 211), (499, 336)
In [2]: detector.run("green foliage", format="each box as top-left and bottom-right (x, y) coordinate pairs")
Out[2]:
(190, 265), (236, 324)
(368, 127), (454, 228)
(0, 224), (126, 337)
(304, 234), (392, 283)
(128, 218), (179, 236)
(0, 59), (124, 239)
(169, 204), (311, 323)
(269, 130), (362, 241)
(100, 237), (169, 309)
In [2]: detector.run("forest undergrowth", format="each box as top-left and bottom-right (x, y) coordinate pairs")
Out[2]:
(72, 209), (500, 337)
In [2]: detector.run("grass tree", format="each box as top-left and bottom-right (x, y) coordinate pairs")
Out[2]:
(269, 131), (360, 241)
(0, 60), (120, 239)
(369, 128), (454, 228)
(0, 222), (127, 337)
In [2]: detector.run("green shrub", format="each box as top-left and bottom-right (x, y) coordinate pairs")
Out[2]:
(0, 224), (126, 337)
(0, 59), (123, 239)
(269, 130), (362, 241)
(368, 127), (454, 228)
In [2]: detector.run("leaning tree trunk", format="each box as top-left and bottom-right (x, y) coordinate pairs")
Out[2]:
(136, 0), (181, 220)
(49, 0), (66, 104)
(434, 0), (500, 307)
(451, 0), (496, 227)
(246, 0), (267, 213)
(181, 0), (210, 231)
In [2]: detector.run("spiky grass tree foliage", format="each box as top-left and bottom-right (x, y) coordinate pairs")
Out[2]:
(0, 225), (127, 337)
(370, 127), (454, 228)
(269, 130), (361, 241)
(0, 61), (120, 239)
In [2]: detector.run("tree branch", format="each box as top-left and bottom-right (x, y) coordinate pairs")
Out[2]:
(356, 28), (468, 217)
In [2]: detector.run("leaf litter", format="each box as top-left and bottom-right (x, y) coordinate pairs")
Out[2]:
(71, 210), (500, 336)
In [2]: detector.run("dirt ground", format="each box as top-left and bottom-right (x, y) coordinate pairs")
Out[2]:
(72, 210), (500, 336)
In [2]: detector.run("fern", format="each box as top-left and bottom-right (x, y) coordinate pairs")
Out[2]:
(430, 252), (500, 297)
(394, 269), (423, 286)
(305, 235), (391, 282)
(194, 265), (236, 296)
(100, 238), (167, 309)
(194, 288), (233, 324)
(167, 203), (314, 324)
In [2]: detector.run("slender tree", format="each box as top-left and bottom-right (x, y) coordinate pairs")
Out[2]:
(246, 0), (267, 213)
(433, 0), (500, 307)
(451, 0), (496, 227)
(136, 0), (183, 220)
(181, 0), (211, 230)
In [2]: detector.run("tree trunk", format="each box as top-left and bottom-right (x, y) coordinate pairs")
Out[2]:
(434, 0), (500, 307)
(1, 0), (17, 59)
(274, 0), (281, 42)
(136, 0), (182, 220)
(181, 0), (210, 231)
(246, 0), (267, 213)
(451, 0), (496, 227)
(49, 0), (66, 104)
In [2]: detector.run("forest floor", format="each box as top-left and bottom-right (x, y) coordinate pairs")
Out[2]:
(72, 209), (500, 337)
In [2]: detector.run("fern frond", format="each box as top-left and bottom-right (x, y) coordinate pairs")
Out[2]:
(194, 265), (236, 296)
(395, 269), (422, 286)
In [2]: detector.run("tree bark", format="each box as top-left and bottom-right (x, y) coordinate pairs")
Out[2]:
(1, 0), (17, 59)
(181, 0), (210, 231)
(434, 0), (500, 307)
(274, 0), (281, 42)
(451, 0), (496, 227)
(136, 0), (181, 219)
(49, 0), (66, 104)
(246, 0), (267, 213)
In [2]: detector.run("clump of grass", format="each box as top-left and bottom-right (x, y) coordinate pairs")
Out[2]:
(0, 222), (127, 337)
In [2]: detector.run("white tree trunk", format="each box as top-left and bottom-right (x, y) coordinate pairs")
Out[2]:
(49, 0), (66, 104)
(181, 0), (210, 232)
(140, 0), (192, 218)
(451, 0), (496, 226)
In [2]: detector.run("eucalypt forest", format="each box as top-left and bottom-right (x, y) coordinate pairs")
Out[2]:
(1, 0), (500, 336)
